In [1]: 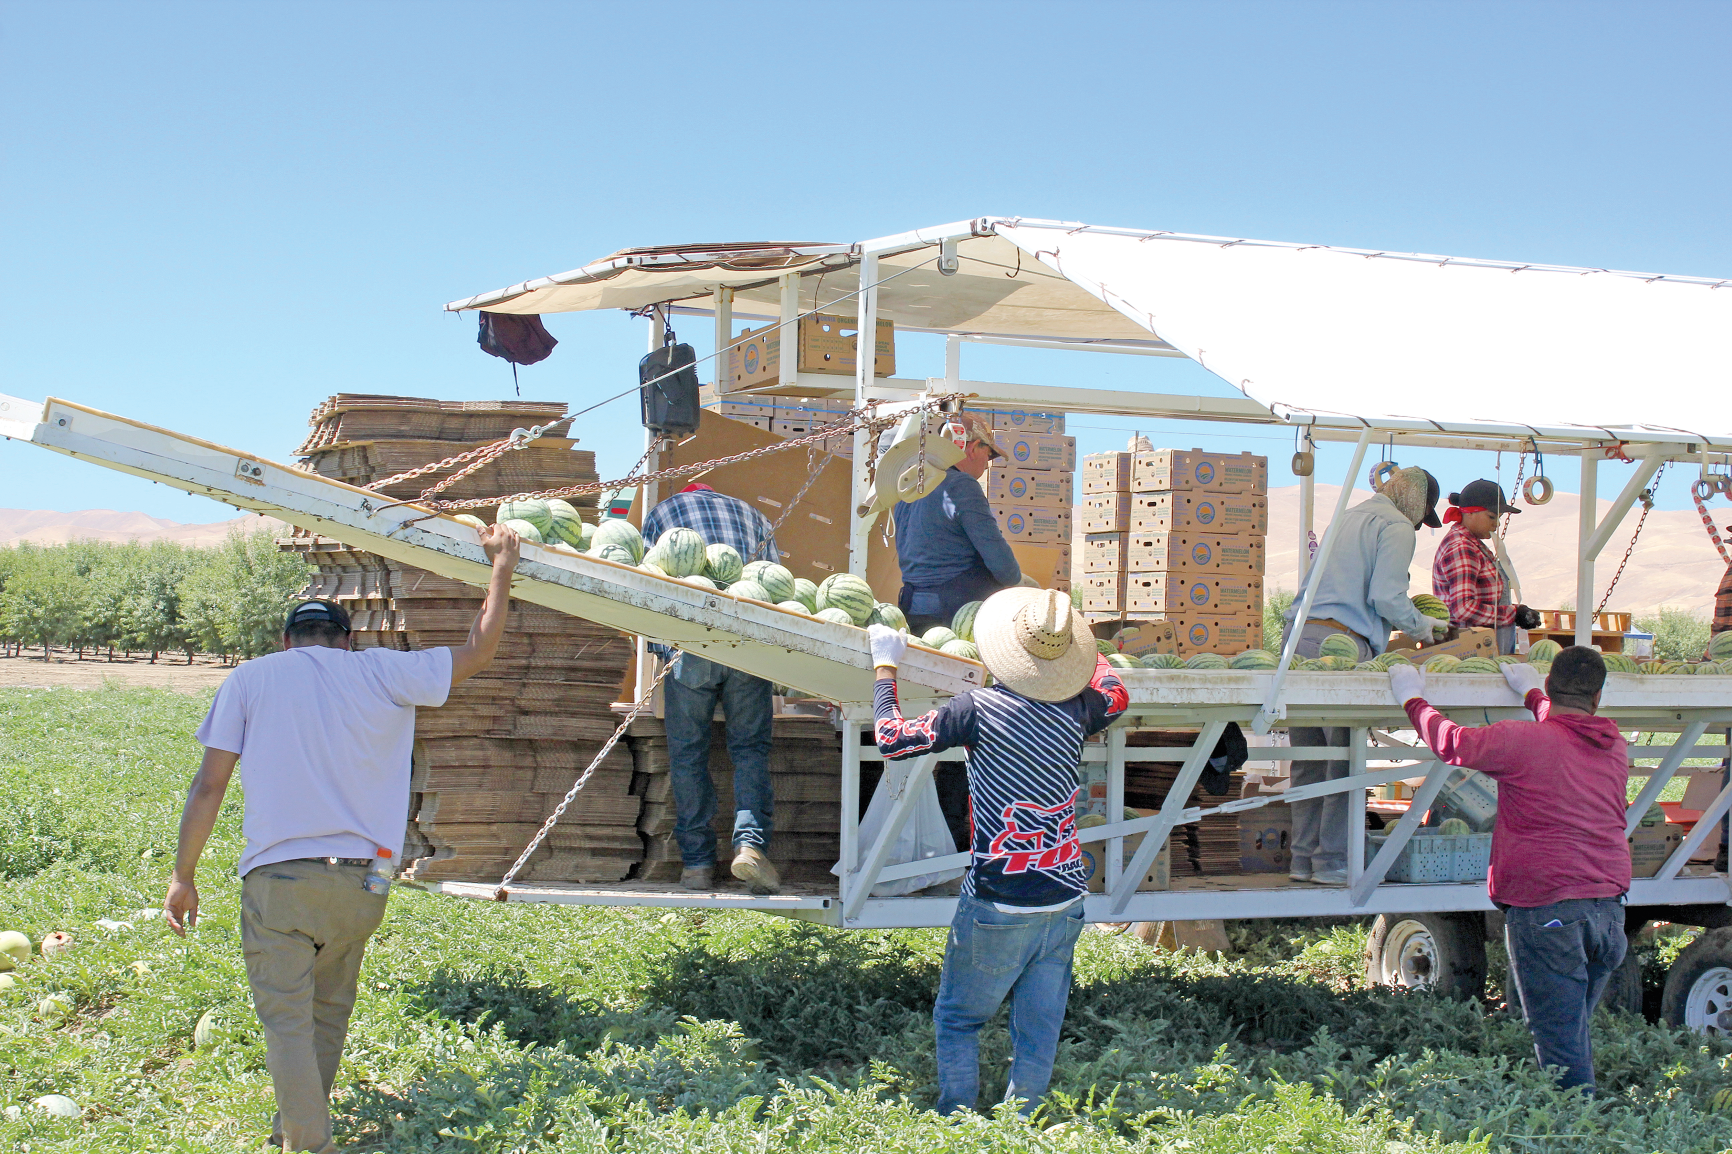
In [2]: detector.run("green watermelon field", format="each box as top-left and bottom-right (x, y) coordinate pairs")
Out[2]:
(4, 684), (1732, 1153)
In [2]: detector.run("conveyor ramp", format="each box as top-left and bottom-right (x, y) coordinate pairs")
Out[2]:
(0, 394), (983, 704)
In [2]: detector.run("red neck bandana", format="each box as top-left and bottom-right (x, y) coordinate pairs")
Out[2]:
(1444, 505), (1488, 524)
(679, 483), (715, 494)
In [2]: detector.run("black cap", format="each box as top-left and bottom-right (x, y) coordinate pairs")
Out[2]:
(1449, 478), (1520, 516)
(1419, 469), (1442, 529)
(284, 599), (351, 633)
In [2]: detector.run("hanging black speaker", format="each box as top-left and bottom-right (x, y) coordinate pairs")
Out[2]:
(639, 341), (702, 436)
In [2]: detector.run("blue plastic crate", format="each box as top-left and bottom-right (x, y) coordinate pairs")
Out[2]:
(1368, 830), (1492, 883)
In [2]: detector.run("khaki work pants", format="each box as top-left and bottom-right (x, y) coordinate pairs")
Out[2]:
(241, 858), (388, 1152)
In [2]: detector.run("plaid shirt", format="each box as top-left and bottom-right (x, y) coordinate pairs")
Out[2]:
(642, 489), (779, 664)
(1714, 564), (1732, 638)
(642, 488), (779, 563)
(1431, 524), (1515, 628)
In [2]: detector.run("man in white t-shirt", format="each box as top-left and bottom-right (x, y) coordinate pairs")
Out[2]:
(163, 524), (519, 1153)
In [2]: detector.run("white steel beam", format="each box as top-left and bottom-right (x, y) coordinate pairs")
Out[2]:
(958, 334), (1187, 358)
(1625, 721), (1711, 837)
(843, 751), (937, 921)
(850, 254), (879, 577)
(1583, 451), (1665, 561)
(1105, 728), (1127, 891)
(777, 275), (800, 390)
(1653, 776), (1732, 883)
(1256, 428), (1373, 734)
(924, 379), (1274, 424)
(1109, 721), (1225, 916)
(1350, 760), (1452, 907)
(1348, 728), (1368, 886)
(1577, 450), (1599, 647)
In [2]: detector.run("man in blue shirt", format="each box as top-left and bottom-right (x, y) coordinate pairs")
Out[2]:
(642, 483), (782, 895)
(892, 412), (1022, 633)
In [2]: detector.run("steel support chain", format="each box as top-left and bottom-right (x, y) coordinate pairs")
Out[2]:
(377, 393), (965, 516)
(492, 659), (676, 900)
(1597, 461), (1666, 614)
(364, 417), (575, 496)
(1693, 482), (1732, 567)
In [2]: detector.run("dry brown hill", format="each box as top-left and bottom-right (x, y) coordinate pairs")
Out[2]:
(0, 509), (285, 547)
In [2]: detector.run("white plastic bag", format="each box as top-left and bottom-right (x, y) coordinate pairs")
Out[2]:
(833, 758), (964, 896)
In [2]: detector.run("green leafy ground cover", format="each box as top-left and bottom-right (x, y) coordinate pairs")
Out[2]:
(3, 686), (1732, 1152)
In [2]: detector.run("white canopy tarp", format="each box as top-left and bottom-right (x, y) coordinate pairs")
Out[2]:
(448, 217), (1731, 438)
(991, 220), (1732, 437)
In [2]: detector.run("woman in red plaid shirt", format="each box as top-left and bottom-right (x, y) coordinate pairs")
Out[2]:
(1432, 478), (1541, 654)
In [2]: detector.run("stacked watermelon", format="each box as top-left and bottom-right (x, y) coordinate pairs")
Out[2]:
(647, 527), (708, 577)
(816, 573), (875, 625)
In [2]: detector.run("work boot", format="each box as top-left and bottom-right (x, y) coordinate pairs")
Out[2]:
(1310, 867), (1348, 886)
(730, 845), (781, 895)
(679, 864), (714, 891)
(1288, 858), (1312, 883)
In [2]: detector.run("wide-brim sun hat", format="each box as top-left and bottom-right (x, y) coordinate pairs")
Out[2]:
(973, 587), (1097, 702)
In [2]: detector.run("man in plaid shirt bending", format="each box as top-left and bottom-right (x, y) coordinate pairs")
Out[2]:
(643, 483), (783, 894)
(1432, 479), (1541, 654)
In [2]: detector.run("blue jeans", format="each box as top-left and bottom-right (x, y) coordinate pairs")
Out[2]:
(1284, 622), (1372, 875)
(663, 655), (774, 868)
(1503, 897), (1628, 1094)
(933, 895), (1085, 1116)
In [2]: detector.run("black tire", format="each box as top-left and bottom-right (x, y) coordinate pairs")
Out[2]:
(1601, 935), (1645, 1018)
(1662, 926), (1732, 1036)
(1365, 912), (1487, 999)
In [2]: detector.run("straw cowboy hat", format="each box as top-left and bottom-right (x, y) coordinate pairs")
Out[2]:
(974, 587), (1097, 702)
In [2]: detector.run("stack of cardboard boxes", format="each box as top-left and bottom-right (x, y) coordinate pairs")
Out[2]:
(977, 408), (1075, 594)
(1079, 449), (1270, 656)
(696, 388), (855, 458)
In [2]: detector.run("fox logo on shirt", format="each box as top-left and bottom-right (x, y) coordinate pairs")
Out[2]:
(986, 797), (1081, 874)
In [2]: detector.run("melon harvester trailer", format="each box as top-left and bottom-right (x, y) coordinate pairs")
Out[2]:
(9, 215), (1732, 1019)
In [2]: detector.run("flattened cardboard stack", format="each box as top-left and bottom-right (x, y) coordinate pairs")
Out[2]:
(282, 394), (642, 884)
(1122, 730), (1243, 876)
(624, 715), (841, 884)
(1080, 448), (1268, 656)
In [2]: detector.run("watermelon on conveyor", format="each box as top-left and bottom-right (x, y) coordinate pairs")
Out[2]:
(498, 499), (554, 536)
(817, 573), (876, 625)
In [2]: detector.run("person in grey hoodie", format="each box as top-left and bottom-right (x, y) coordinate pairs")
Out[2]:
(1282, 465), (1449, 885)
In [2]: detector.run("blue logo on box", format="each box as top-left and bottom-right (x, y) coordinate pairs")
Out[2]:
(1014, 440), (1031, 463)
(1008, 513), (1026, 534)
(1010, 477), (1027, 498)
(1195, 461), (1216, 485)
(743, 341), (760, 375)
(1192, 542), (1212, 565)
(1189, 623), (1210, 646)
(1196, 501), (1216, 524)
(1190, 582), (1209, 606)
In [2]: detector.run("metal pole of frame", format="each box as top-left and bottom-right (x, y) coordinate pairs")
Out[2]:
(713, 287), (734, 398)
(633, 309), (666, 702)
(840, 720), (861, 907)
(1297, 427), (1316, 589)
(1347, 728), (1367, 885)
(849, 254), (880, 578)
(1575, 450), (1598, 648)
(1105, 727), (1127, 891)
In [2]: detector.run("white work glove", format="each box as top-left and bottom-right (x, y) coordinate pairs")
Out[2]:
(1430, 617), (1451, 641)
(1502, 661), (1545, 699)
(868, 623), (907, 670)
(1389, 663), (1425, 705)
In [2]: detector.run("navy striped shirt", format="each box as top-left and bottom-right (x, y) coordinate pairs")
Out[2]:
(874, 658), (1128, 907)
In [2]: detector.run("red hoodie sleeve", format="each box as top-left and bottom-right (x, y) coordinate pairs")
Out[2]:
(1404, 696), (1508, 774)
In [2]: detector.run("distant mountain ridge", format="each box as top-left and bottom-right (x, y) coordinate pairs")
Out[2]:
(0, 508), (285, 547)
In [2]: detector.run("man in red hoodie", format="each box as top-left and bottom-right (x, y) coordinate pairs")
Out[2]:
(1389, 647), (1629, 1095)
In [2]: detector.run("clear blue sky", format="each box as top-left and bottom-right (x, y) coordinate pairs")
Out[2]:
(4, 1), (1728, 523)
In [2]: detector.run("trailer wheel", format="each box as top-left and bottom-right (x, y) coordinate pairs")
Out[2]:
(1365, 912), (1487, 998)
(1662, 927), (1732, 1036)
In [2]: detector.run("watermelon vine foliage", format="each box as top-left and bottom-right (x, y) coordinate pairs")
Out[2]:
(3, 688), (1732, 1152)
(0, 531), (311, 664)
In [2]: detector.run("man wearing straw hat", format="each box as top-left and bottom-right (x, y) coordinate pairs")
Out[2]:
(867, 587), (1128, 1117)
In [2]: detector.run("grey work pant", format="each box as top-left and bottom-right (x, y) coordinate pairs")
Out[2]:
(1285, 621), (1373, 874)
